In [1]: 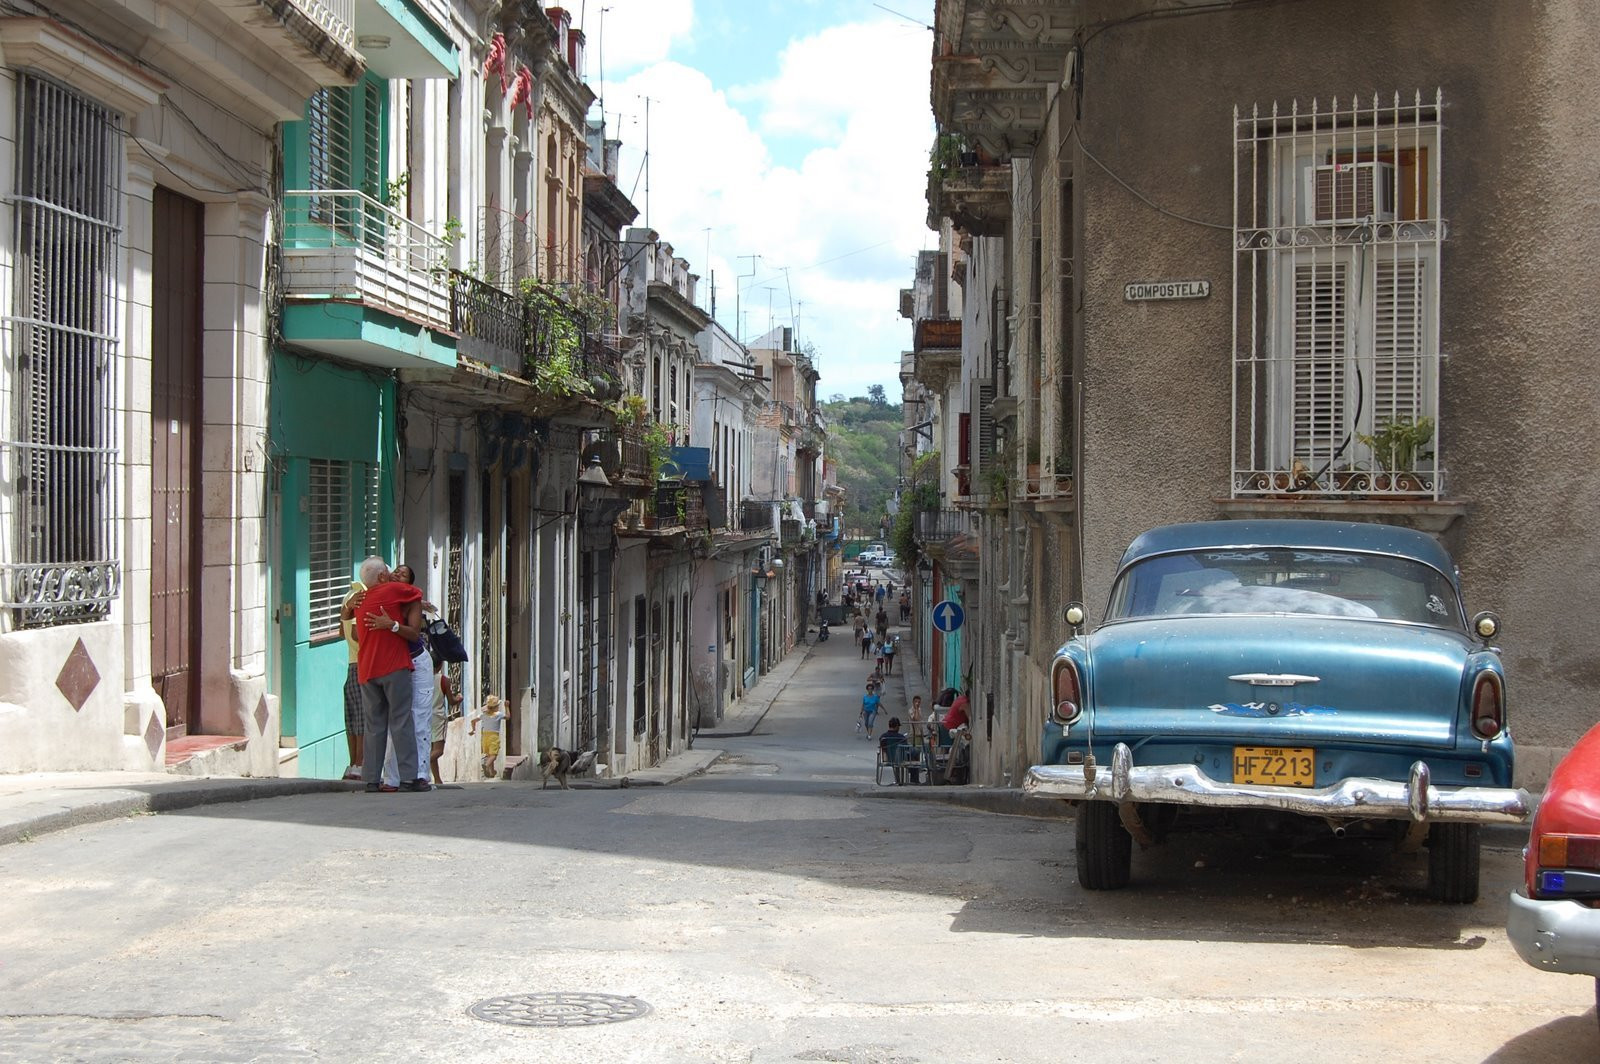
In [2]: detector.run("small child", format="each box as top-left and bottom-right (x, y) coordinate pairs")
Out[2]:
(469, 694), (506, 779)
(429, 659), (463, 785)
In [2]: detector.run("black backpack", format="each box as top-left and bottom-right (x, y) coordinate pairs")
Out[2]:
(424, 618), (469, 663)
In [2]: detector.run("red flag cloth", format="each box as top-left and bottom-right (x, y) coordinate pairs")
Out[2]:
(508, 65), (535, 115)
(484, 32), (508, 93)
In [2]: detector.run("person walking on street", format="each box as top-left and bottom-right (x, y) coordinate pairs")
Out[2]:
(882, 636), (897, 675)
(860, 626), (873, 659)
(859, 682), (882, 739)
(353, 556), (428, 792)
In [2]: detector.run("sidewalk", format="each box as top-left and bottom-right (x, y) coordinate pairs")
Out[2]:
(0, 744), (728, 847)
(699, 642), (814, 738)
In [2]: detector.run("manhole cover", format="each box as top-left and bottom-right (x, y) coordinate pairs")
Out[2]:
(467, 992), (650, 1028)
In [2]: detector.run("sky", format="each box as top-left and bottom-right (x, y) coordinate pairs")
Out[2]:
(568, 0), (936, 402)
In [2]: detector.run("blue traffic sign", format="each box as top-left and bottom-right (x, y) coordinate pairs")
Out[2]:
(932, 599), (965, 633)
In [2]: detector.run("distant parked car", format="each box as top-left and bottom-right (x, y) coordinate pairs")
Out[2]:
(858, 550), (892, 568)
(1024, 519), (1530, 902)
(1508, 723), (1600, 1027)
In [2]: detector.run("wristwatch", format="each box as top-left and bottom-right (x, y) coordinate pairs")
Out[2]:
(391, 619), (400, 633)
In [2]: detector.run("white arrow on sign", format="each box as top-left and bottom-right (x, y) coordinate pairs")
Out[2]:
(933, 600), (964, 632)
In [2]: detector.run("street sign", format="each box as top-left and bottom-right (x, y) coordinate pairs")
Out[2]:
(932, 599), (965, 633)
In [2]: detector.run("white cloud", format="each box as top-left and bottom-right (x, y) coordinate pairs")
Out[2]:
(578, 0), (695, 75)
(598, 14), (935, 401)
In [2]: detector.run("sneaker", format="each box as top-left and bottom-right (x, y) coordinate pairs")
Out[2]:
(399, 779), (432, 792)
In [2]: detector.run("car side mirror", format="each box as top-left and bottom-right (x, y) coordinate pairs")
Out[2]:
(1063, 601), (1086, 633)
(1470, 610), (1501, 644)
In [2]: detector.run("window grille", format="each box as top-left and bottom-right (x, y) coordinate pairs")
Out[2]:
(1233, 91), (1443, 498)
(307, 458), (353, 639)
(304, 80), (383, 232)
(2, 74), (122, 628)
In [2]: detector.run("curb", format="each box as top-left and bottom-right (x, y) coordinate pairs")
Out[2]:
(0, 778), (358, 847)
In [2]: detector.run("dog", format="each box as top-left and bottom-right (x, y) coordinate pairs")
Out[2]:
(541, 747), (573, 790)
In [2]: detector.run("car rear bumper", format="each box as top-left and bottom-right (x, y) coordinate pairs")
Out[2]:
(1023, 742), (1530, 824)
(1508, 891), (1600, 977)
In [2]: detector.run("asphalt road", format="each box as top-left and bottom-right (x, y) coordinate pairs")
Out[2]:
(0, 633), (1590, 1063)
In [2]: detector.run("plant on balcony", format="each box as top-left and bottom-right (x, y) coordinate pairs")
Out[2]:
(1358, 416), (1434, 474)
(929, 131), (977, 183)
(610, 394), (650, 428)
(643, 420), (673, 479)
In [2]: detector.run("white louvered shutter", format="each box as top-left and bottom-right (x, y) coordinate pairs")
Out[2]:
(1292, 258), (1349, 462)
(1370, 256), (1426, 431)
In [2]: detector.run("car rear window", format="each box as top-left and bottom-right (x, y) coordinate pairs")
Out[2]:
(1107, 548), (1462, 627)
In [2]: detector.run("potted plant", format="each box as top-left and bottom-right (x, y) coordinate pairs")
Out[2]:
(1359, 416), (1434, 492)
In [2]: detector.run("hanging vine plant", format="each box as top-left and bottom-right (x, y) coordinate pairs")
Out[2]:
(521, 280), (615, 398)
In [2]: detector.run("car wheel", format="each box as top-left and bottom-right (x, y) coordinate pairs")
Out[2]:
(1426, 822), (1480, 903)
(1076, 801), (1133, 890)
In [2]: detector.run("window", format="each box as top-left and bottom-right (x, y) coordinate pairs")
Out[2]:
(301, 77), (385, 239)
(1233, 92), (1443, 498)
(306, 459), (354, 640)
(2, 75), (122, 628)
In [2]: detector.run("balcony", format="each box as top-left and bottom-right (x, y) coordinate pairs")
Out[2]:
(213, 1), (362, 84)
(619, 428), (651, 482)
(280, 189), (456, 370)
(931, 1), (1073, 159)
(779, 518), (802, 546)
(451, 271), (524, 375)
(913, 318), (962, 393)
(740, 500), (774, 534)
(927, 160), (1011, 236)
(703, 485), (728, 530)
(916, 508), (974, 544)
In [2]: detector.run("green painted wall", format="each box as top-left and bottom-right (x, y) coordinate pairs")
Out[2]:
(270, 351), (396, 778)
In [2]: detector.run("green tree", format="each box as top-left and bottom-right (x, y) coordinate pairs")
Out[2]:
(821, 395), (903, 535)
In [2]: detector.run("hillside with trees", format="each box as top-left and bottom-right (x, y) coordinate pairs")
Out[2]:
(822, 389), (902, 538)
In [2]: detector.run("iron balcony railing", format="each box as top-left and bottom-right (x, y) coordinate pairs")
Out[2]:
(917, 508), (974, 543)
(291, 0), (354, 50)
(779, 518), (802, 546)
(740, 500), (774, 533)
(450, 271), (524, 374)
(282, 189), (451, 331)
(620, 428), (651, 481)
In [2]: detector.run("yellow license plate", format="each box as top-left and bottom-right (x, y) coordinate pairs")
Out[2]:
(1233, 746), (1315, 787)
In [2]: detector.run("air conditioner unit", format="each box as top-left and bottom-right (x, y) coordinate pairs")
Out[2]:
(1304, 161), (1396, 224)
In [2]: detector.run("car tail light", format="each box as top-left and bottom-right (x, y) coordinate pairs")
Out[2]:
(1470, 672), (1503, 740)
(1052, 659), (1082, 724)
(1538, 834), (1600, 870)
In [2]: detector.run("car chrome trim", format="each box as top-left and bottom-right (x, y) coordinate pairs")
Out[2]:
(1228, 672), (1320, 686)
(1023, 742), (1530, 824)
(1508, 891), (1600, 977)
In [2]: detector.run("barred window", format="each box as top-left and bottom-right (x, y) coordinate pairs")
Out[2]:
(1233, 91), (1443, 499)
(1, 74), (122, 627)
(307, 458), (353, 640)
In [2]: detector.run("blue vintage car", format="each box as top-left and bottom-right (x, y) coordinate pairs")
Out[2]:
(1024, 519), (1530, 902)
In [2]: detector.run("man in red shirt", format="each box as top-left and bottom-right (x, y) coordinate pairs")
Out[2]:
(353, 556), (428, 792)
(941, 691), (970, 731)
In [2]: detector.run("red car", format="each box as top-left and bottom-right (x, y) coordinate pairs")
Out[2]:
(1508, 722), (1600, 1027)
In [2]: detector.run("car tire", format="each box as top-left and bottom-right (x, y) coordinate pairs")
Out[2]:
(1076, 800), (1133, 890)
(1426, 822), (1480, 903)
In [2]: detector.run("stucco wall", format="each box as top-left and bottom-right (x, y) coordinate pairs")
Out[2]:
(1061, 0), (1599, 771)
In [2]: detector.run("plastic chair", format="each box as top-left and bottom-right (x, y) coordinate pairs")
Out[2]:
(891, 740), (926, 785)
(875, 733), (911, 785)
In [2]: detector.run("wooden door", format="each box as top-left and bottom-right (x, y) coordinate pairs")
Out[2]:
(151, 188), (203, 738)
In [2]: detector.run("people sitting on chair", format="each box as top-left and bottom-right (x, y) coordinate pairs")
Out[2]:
(878, 716), (906, 752)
